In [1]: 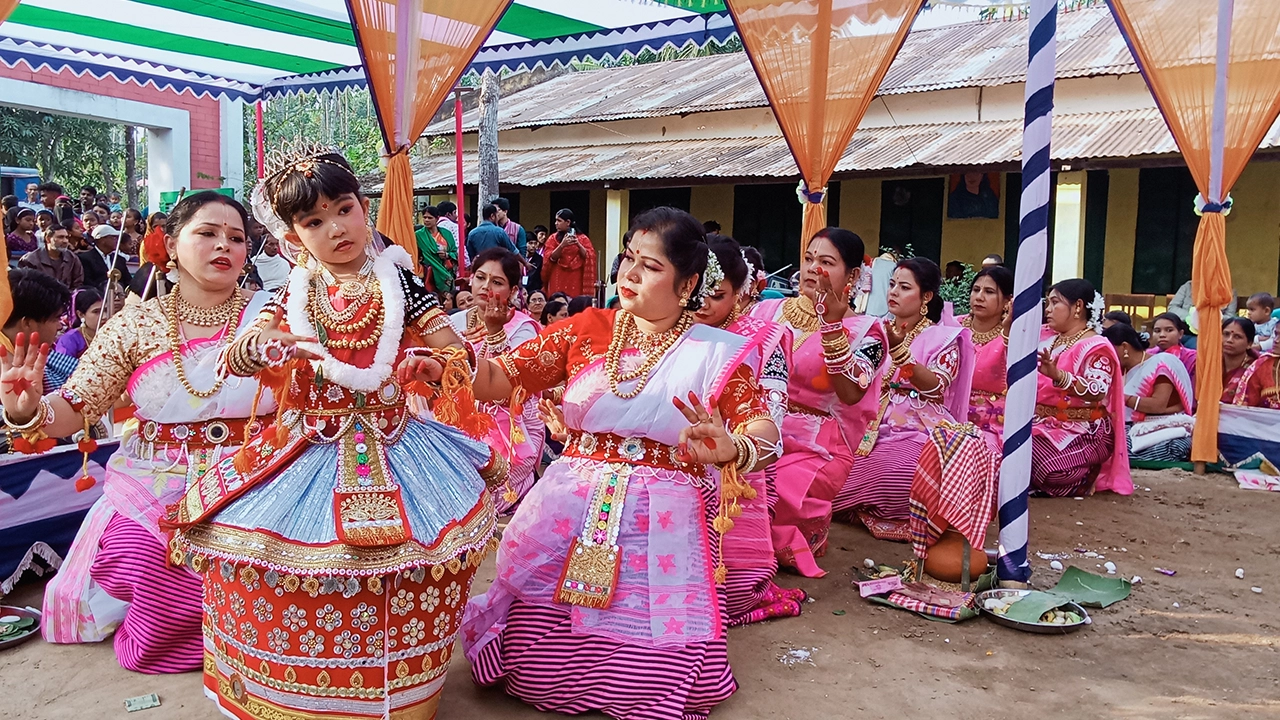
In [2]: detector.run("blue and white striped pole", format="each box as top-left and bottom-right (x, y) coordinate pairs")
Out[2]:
(997, 0), (1056, 585)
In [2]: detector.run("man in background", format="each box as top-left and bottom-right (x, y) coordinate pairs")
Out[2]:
(466, 203), (517, 260)
(2, 269), (76, 396)
(20, 182), (42, 210)
(80, 224), (132, 293)
(253, 235), (291, 292)
(79, 186), (97, 215)
(436, 200), (460, 240)
(37, 182), (64, 212)
(20, 220), (84, 290)
(492, 197), (527, 256)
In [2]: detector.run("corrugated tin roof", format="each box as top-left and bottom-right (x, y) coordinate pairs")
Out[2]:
(381, 108), (1280, 193)
(422, 7), (1137, 136)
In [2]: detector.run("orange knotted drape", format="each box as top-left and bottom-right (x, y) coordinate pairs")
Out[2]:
(0, 0), (18, 25)
(346, 0), (509, 273)
(1110, 0), (1280, 463)
(725, 0), (925, 254)
(0, 2), (20, 324)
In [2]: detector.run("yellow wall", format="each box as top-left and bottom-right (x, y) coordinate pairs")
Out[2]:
(940, 173), (1006, 266)
(690, 185), (735, 237)
(839, 178), (881, 253)
(1224, 162), (1280, 296)
(518, 187), (551, 231)
(1102, 168), (1139, 294)
(1100, 164), (1280, 296)
(590, 189), (608, 281)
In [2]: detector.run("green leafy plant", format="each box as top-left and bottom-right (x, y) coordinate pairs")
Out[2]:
(940, 264), (978, 316)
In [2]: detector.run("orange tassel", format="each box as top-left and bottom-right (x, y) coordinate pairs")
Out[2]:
(75, 475), (96, 493)
(77, 437), (98, 454)
(142, 226), (169, 267)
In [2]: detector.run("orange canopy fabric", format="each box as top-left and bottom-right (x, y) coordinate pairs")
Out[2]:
(346, 0), (509, 272)
(725, 0), (925, 253)
(0, 0), (18, 25)
(1109, 0), (1280, 463)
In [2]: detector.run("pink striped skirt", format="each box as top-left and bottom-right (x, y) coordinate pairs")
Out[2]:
(89, 513), (204, 674)
(471, 597), (735, 720)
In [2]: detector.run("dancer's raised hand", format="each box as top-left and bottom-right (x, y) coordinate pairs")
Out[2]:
(0, 332), (48, 424)
(672, 391), (735, 465)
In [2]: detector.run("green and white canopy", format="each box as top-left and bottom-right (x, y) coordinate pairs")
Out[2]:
(0, 0), (735, 100)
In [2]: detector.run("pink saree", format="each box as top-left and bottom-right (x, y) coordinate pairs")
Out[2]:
(750, 298), (887, 578)
(835, 319), (974, 539)
(452, 308), (545, 513)
(1032, 333), (1131, 496)
(719, 314), (803, 625)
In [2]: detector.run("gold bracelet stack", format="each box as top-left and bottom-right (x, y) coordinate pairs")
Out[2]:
(485, 329), (508, 353)
(730, 432), (759, 473)
(226, 328), (269, 377)
(3, 397), (54, 454)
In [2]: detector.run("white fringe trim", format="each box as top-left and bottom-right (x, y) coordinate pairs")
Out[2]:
(1, 542), (63, 596)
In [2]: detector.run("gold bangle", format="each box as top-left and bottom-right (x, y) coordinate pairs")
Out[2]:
(2, 398), (48, 432)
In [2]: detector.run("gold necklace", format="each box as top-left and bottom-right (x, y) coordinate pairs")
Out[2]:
(174, 287), (242, 327)
(887, 317), (932, 377)
(718, 307), (741, 329)
(323, 257), (375, 301)
(781, 295), (819, 351)
(962, 315), (1003, 345)
(605, 310), (692, 398)
(311, 273), (379, 325)
(163, 290), (244, 398)
(1051, 327), (1090, 355)
(309, 281), (383, 334)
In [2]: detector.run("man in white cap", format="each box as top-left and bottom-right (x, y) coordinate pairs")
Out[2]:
(80, 224), (132, 292)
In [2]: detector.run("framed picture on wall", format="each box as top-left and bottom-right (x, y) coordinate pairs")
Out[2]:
(947, 172), (1001, 219)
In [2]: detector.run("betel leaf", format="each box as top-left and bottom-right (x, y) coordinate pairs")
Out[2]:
(1048, 566), (1132, 608)
(1002, 591), (1072, 624)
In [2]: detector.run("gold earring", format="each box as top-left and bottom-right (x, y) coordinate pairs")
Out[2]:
(679, 293), (690, 308)
(920, 304), (928, 317)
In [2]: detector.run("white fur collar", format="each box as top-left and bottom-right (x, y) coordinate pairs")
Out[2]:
(286, 246), (410, 393)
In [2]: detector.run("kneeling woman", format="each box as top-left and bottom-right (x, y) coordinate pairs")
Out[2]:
(695, 235), (803, 626)
(4, 193), (271, 673)
(1105, 323), (1194, 462)
(451, 247), (545, 512)
(1031, 279), (1131, 496)
(750, 228), (887, 576)
(834, 258), (975, 540)
(460, 208), (780, 720)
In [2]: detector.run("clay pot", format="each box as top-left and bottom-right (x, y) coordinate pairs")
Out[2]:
(923, 529), (989, 584)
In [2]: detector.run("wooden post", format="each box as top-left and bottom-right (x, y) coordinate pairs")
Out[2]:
(124, 125), (138, 211)
(478, 71), (500, 209)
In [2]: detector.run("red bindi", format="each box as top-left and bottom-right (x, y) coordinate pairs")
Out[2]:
(322, 203), (329, 209)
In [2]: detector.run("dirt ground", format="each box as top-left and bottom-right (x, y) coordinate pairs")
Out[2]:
(3, 468), (1279, 720)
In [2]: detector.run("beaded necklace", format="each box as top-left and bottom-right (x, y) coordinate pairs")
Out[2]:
(961, 315), (1004, 346)
(163, 288), (245, 399)
(604, 310), (693, 399)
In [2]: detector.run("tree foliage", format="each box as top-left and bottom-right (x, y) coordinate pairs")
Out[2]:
(0, 108), (137, 194)
(243, 88), (384, 197)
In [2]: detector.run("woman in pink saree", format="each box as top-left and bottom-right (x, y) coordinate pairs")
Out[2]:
(450, 247), (545, 513)
(458, 208), (780, 720)
(695, 235), (803, 625)
(1148, 312), (1197, 395)
(1, 192), (273, 673)
(833, 258), (976, 541)
(960, 265), (1013, 447)
(1031, 278), (1131, 496)
(750, 228), (887, 577)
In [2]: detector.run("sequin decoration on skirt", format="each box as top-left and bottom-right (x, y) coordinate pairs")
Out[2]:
(199, 556), (482, 720)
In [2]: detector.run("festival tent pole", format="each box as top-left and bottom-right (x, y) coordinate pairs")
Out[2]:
(343, 0), (511, 276)
(0, 0), (19, 326)
(255, 101), (266, 180)
(1106, 0), (1280, 466)
(455, 90), (468, 279)
(997, 0), (1056, 585)
(724, 0), (927, 258)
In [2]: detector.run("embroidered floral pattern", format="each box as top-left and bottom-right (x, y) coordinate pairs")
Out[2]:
(252, 597), (274, 623)
(402, 618), (426, 646)
(350, 603), (377, 631)
(282, 604), (308, 631)
(299, 629), (324, 657)
(334, 630), (361, 659)
(432, 613), (451, 639)
(409, 588), (434, 615)
(267, 627), (290, 653)
(391, 589), (415, 616)
(443, 582), (461, 608)
(316, 604), (342, 631)
(239, 621), (259, 647)
(366, 631), (384, 658)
